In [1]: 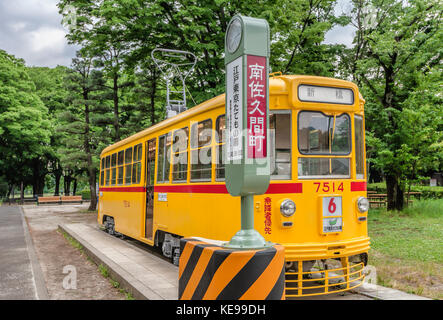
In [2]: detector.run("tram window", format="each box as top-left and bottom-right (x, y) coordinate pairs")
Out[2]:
(100, 170), (104, 186)
(172, 127), (188, 182)
(147, 139), (156, 185)
(216, 115), (225, 143)
(164, 134), (172, 182)
(157, 135), (165, 183)
(216, 115), (226, 180)
(133, 144), (143, 162)
(105, 155), (110, 168)
(298, 158), (350, 179)
(125, 164), (132, 184)
(118, 151), (124, 166)
(269, 112), (291, 180)
(132, 162), (141, 184)
(105, 169), (110, 185)
(298, 111), (351, 155)
(191, 147), (212, 181)
(111, 167), (117, 185)
(117, 166), (124, 185)
(355, 115), (365, 179)
(125, 147), (133, 164)
(191, 119), (212, 148)
(157, 134), (171, 183)
(111, 153), (117, 167)
(101, 158), (105, 170)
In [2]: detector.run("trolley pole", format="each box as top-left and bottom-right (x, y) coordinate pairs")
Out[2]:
(224, 15), (271, 249)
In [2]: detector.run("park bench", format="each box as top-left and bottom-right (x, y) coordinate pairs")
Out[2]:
(61, 195), (83, 204)
(37, 196), (61, 205)
(368, 192), (414, 208)
(37, 195), (83, 205)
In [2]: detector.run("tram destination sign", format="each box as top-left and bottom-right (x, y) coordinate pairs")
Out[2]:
(226, 55), (267, 161)
(298, 84), (354, 105)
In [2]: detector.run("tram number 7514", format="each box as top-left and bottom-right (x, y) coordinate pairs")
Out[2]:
(314, 182), (344, 193)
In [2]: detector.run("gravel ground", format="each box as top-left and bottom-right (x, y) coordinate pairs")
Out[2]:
(22, 204), (125, 300)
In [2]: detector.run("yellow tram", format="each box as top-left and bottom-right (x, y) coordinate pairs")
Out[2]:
(98, 74), (370, 297)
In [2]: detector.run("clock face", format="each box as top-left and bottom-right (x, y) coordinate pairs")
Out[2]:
(227, 18), (242, 53)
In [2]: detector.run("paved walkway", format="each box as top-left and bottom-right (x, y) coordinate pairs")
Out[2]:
(0, 206), (47, 300)
(59, 223), (178, 300)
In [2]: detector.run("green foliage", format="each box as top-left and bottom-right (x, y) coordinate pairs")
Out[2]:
(0, 50), (52, 190)
(78, 188), (91, 200)
(345, 0), (443, 210)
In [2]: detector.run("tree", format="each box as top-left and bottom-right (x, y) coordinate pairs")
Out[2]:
(0, 50), (52, 197)
(347, 0), (442, 210)
(58, 52), (113, 210)
(27, 66), (71, 195)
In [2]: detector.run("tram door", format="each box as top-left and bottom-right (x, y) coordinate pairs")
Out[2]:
(145, 138), (156, 239)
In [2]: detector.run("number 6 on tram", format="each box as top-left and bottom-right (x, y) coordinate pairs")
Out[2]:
(98, 74), (370, 298)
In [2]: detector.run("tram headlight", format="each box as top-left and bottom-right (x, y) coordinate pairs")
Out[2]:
(357, 197), (369, 213)
(280, 199), (296, 217)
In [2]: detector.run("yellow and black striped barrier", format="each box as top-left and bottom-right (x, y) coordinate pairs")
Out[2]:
(178, 238), (285, 300)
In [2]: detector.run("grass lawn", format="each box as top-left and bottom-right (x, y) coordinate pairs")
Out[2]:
(368, 198), (443, 299)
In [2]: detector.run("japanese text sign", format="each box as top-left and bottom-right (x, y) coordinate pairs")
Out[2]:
(246, 55), (267, 159)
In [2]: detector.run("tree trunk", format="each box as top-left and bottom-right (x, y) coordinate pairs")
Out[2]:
(386, 174), (404, 211)
(113, 74), (120, 141)
(88, 169), (97, 211)
(73, 179), (77, 196)
(33, 179), (45, 197)
(20, 181), (24, 204)
(83, 88), (97, 211)
(64, 175), (72, 196)
(54, 164), (62, 196)
(150, 67), (157, 125)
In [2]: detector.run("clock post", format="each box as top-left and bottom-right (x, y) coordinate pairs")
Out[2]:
(224, 15), (271, 249)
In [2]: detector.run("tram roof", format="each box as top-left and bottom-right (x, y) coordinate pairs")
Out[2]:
(101, 74), (359, 156)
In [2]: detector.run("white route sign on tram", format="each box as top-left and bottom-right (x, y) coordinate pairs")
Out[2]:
(226, 56), (243, 161)
(298, 85), (354, 105)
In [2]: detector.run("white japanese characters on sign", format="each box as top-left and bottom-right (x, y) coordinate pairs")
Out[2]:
(226, 56), (243, 161)
(298, 85), (354, 105)
(247, 55), (267, 159)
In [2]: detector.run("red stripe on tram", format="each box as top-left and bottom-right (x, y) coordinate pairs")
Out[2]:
(350, 181), (367, 192)
(154, 183), (303, 194)
(266, 183), (303, 194)
(100, 183), (303, 194)
(154, 184), (227, 194)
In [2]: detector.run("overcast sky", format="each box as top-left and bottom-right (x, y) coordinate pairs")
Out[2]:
(0, 0), (355, 68)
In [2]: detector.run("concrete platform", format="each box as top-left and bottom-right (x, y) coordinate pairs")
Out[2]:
(351, 282), (431, 300)
(59, 221), (430, 301)
(59, 223), (178, 300)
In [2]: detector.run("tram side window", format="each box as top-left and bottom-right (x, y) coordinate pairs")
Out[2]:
(117, 150), (124, 185)
(125, 147), (132, 184)
(111, 153), (117, 185)
(215, 115), (225, 180)
(105, 155), (111, 186)
(172, 127), (189, 182)
(190, 119), (212, 182)
(157, 134), (171, 183)
(100, 158), (105, 186)
(269, 112), (291, 180)
(132, 143), (142, 184)
(355, 115), (365, 179)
